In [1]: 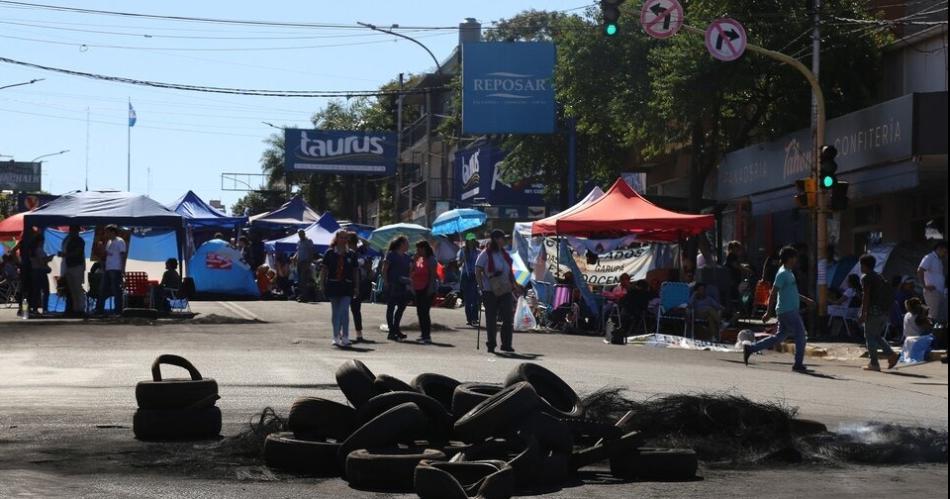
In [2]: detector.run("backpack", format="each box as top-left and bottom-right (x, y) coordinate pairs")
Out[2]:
(864, 272), (894, 314)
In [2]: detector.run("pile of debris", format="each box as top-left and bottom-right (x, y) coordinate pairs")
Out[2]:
(263, 360), (697, 496)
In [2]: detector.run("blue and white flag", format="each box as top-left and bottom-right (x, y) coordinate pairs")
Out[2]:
(128, 102), (137, 127)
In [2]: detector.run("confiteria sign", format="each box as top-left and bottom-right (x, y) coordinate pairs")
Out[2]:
(284, 129), (397, 176)
(717, 93), (915, 200)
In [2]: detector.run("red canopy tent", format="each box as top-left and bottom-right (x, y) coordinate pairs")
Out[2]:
(0, 211), (28, 242)
(531, 178), (714, 241)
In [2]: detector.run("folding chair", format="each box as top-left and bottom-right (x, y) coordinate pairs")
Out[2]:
(654, 281), (693, 337)
(827, 305), (860, 337)
(123, 271), (151, 308)
(1, 278), (20, 308)
(532, 281), (556, 328)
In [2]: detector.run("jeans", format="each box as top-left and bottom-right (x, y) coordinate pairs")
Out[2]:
(864, 313), (894, 367)
(350, 296), (363, 333)
(64, 265), (85, 314)
(386, 290), (408, 337)
(330, 295), (351, 343)
(96, 269), (123, 314)
(460, 272), (480, 324)
(415, 290), (432, 340)
(482, 291), (514, 350)
(29, 270), (49, 312)
(751, 310), (807, 368)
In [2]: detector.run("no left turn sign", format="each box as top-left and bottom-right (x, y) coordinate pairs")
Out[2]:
(704, 18), (747, 61)
(640, 0), (684, 39)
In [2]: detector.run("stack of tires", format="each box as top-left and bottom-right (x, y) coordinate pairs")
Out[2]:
(263, 359), (696, 497)
(133, 354), (221, 441)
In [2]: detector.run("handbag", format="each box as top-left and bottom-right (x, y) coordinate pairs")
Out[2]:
(488, 272), (513, 297)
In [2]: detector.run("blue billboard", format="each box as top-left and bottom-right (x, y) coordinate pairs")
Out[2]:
(462, 42), (556, 134)
(284, 129), (397, 175)
(454, 144), (546, 207)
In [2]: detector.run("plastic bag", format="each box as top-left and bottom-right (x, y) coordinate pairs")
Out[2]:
(514, 296), (537, 331)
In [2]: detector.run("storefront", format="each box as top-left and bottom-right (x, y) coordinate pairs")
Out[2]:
(717, 92), (947, 258)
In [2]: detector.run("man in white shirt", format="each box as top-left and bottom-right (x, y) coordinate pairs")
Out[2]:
(95, 225), (127, 315)
(917, 241), (947, 322)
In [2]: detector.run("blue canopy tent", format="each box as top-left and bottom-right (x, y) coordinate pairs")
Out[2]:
(188, 239), (259, 297)
(168, 190), (246, 230)
(249, 195), (320, 230)
(264, 212), (341, 254)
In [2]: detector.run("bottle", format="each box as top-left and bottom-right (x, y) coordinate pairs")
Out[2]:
(20, 300), (28, 320)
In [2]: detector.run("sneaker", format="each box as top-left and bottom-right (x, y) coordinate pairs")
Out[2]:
(743, 344), (753, 366)
(486, 345), (495, 353)
(387, 335), (401, 342)
(863, 364), (881, 372)
(886, 353), (899, 369)
(416, 337), (432, 345)
(398, 333), (408, 340)
(792, 364), (809, 373)
(339, 340), (352, 348)
(500, 346), (515, 353)
(353, 336), (365, 344)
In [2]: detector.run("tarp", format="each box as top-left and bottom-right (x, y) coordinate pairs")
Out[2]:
(188, 239), (259, 297)
(531, 178), (714, 240)
(168, 190), (246, 230)
(249, 195), (320, 229)
(23, 191), (184, 229)
(264, 212), (341, 254)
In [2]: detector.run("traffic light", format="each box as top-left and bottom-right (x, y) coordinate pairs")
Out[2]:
(601, 0), (625, 36)
(830, 182), (850, 211)
(819, 144), (838, 189)
(795, 178), (817, 209)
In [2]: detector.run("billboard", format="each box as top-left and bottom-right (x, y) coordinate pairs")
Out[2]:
(17, 193), (58, 212)
(284, 129), (397, 175)
(0, 161), (42, 192)
(454, 144), (546, 207)
(462, 42), (556, 134)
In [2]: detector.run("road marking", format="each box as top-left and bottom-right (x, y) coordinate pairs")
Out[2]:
(216, 301), (259, 321)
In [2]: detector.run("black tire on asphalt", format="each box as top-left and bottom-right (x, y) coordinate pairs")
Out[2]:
(517, 412), (573, 454)
(789, 418), (828, 435)
(287, 397), (356, 441)
(450, 383), (503, 420)
(263, 431), (341, 476)
(414, 459), (513, 499)
(454, 382), (541, 443)
(132, 406), (222, 441)
(337, 402), (428, 471)
(503, 363), (583, 419)
(335, 359), (377, 409)
(505, 434), (544, 488)
(373, 374), (416, 394)
(356, 391), (454, 441)
(610, 447), (698, 481)
(345, 447), (447, 491)
(562, 419), (623, 447)
(411, 373), (462, 411)
(135, 354), (218, 410)
(413, 461), (469, 499)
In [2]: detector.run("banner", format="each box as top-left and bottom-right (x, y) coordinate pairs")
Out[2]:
(544, 239), (668, 287)
(284, 129), (396, 175)
(17, 193), (58, 212)
(1, 162), (42, 192)
(454, 144), (545, 206)
(462, 42), (556, 134)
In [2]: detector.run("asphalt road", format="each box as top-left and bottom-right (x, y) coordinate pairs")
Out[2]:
(0, 300), (946, 498)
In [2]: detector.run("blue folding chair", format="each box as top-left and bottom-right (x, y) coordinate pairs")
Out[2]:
(654, 281), (693, 337)
(531, 281), (556, 327)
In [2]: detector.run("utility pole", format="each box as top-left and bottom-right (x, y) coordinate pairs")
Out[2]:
(84, 107), (90, 191)
(394, 73), (404, 222)
(812, 0), (829, 328)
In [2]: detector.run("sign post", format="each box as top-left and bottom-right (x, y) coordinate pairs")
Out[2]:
(639, 0), (684, 39)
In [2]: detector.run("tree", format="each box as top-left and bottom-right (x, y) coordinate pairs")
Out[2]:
(230, 190), (283, 217)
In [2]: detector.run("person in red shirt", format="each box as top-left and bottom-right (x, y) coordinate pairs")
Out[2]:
(411, 240), (438, 344)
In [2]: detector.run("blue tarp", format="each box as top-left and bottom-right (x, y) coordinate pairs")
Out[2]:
(249, 195), (320, 229)
(264, 213), (340, 254)
(44, 228), (178, 263)
(43, 229), (94, 258)
(188, 239), (259, 296)
(168, 191), (246, 230)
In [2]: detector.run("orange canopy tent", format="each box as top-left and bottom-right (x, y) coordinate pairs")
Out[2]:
(0, 211), (28, 242)
(530, 178), (714, 241)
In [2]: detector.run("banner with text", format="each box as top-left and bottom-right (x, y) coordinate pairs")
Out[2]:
(543, 239), (671, 287)
(454, 144), (546, 206)
(284, 129), (397, 175)
(1, 162), (41, 192)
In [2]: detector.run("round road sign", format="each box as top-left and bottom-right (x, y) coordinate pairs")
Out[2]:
(704, 18), (747, 62)
(640, 0), (684, 39)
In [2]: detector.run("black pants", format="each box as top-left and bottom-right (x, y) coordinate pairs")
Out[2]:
(386, 292), (408, 337)
(415, 290), (432, 340)
(350, 297), (363, 332)
(482, 291), (514, 350)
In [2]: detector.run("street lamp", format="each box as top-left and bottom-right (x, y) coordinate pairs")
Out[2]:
(31, 149), (70, 163)
(357, 22), (442, 74)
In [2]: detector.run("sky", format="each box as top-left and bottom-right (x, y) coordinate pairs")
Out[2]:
(0, 0), (587, 212)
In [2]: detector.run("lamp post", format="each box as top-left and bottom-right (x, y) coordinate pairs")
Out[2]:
(356, 23), (441, 74)
(31, 149), (70, 193)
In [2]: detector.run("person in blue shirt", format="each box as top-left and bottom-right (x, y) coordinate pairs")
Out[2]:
(457, 233), (481, 326)
(743, 246), (815, 372)
(381, 236), (411, 341)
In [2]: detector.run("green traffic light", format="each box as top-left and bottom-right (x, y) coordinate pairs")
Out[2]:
(822, 175), (834, 188)
(605, 23), (618, 36)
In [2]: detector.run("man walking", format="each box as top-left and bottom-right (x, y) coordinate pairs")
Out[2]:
(95, 225), (126, 316)
(917, 241), (946, 324)
(744, 246), (814, 372)
(859, 254), (899, 371)
(294, 229), (315, 301)
(61, 225), (86, 316)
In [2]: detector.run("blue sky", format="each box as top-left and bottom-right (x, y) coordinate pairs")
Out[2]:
(1, 0), (586, 212)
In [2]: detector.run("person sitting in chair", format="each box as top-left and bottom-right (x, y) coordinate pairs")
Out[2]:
(152, 258), (182, 313)
(690, 282), (725, 340)
(618, 279), (655, 334)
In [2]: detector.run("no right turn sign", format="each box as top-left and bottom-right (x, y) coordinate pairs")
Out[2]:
(704, 18), (747, 62)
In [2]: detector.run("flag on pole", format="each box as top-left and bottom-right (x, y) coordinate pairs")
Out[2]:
(128, 102), (137, 127)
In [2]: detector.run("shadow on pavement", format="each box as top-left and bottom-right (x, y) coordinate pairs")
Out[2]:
(492, 352), (543, 360)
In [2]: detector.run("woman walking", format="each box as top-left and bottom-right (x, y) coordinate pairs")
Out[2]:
(411, 240), (438, 344)
(458, 233), (481, 326)
(321, 231), (359, 348)
(348, 232), (370, 343)
(382, 236), (411, 341)
(475, 229), (519, 353)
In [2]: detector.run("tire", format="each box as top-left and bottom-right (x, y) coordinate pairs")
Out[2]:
(356, 392), (453, 442)
(287, 397), (356, 441)
(345, 447), (446, 490)
(562, 419), (623, 447)
(454, 382), (541, 443)
(373, 374), (415, 393)
(503, 363), (582, 418)
(335, 359), (377, 409)
(505, 434), (543, 488)
(790, 418), (828, 435)
(338, 402), (428, 471)
(450, 383), (503, 422)
(571, 430), (643, 470)
(264, 432), (340, 476)
(411, 373), (461, 411)
(517, 412), (573, 454)
(132, 406), (221, 441)
(610, 447), (698, 481)
(135, 354), (218, 410)
(414, 460), (513, 499)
